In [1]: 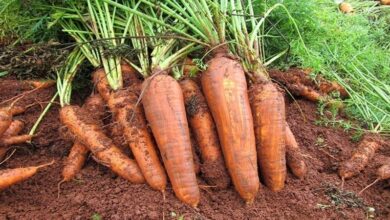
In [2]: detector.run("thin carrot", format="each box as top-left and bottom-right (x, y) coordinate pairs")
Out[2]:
(338, 136), (381, 180)
(93, 65), (167, 192)
(142, 73), (199, 207)
(285, 124), (307, 179)
(62, 141), (89, 182)
(359, 164), (390, 194)
(0, 135), (32, 146)
(0, 160), (54, 191)
(180, 78), (230, 188)
(24, 80), (56, 89)
(202, 52), (260, 202)
(60, 105), (145, 184)
(2, 120), (24, 137)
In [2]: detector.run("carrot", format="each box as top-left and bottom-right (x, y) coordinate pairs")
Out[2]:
(339, 2), (353, 13)
(338, 136), (381, 180)
(202, 53), (259, 203)
(0, 160), (54, 191)
(381, 0), (390, 5)
(61, 95), (105, 183)
(142, 73), (199, 207)
(1, 120), (24, 137)
(190, 136), (201, 175)
(249, 81), (287, 191)
(0, 135), (32, 146)
(285, 125), (307, 179)
(0, 108), (13, 136)
(24, 80), (56, 89)
(93, 65), (167, 192)
(180, 78), (230, 188)
(62, 141), (89, 182)
(59, 105), (145, 184)
(359, 164), (390, 194)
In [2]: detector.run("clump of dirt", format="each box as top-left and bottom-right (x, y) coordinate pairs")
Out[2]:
(1, 77), (390, 219)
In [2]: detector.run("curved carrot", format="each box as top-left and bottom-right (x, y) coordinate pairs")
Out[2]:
(180, 78), (230, 188)
(0, 160), (54, 191)
(249, 82), (286, 191)
(285, 124), (307, 179)
(2, 120), (24, 137)
(94, 65), (167, 192)
(62, 141), (89, 182)
(143, 73), (199, 207)
(202, 56), (259, 203)
(59, 105), (145, 184)
(339, 136), (381, 180)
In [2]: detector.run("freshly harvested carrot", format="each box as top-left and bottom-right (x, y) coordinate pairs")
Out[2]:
(180, 78), (230, 188)
(0, 160), (54, 191)
(62, 141), (89, 182)
(0, 108), (13, 136)
(202, 53), (259, 203)
(93, 65), (167, 192)
(61, 95), (105, 183)
(24, 80), (56, 89)
(59, 105), (145, 184)
(285, 125), (307, 179)
(359, 164), (390, 194)
(143, 73), (199, 207)
(249, 81), (287, 191)
(338, 136), (381, 180)
(2, 120), (24, 137)
(0, 135), (32, 146)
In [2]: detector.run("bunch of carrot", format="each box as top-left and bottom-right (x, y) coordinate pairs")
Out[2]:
(40, 0), (312, 207)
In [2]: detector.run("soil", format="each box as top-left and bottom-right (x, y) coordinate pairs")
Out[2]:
(1, 76), (390, 220)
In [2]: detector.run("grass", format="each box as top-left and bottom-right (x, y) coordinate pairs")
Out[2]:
(255, 0), (390, 134)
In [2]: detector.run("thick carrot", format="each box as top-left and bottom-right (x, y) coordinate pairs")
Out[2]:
(142, 73), (199, 207)
(180, 78), (230, 188)
(0, 135), (32, 146)
(0, 160), (54, 191)
(2, 120), (24, 137)
(285, 124), (307, 179)
(93, 65), (167, 191)
(359, 164), (390, 194)
(201, 55), (259, 203)
(338, 136), (381, 180)
(249, 81), (287, 191)
(59, 105), (145, 184)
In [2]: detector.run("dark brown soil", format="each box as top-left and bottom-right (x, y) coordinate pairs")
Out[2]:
(1, 78), (390, 220)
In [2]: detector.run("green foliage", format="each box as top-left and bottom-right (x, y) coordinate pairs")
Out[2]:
(258, 0), (390, 133)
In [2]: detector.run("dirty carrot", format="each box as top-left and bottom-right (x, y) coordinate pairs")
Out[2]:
(0, 135), (32, 146)
(180, 78), (230, 188)
(2, 120), (24, 137)
(249, 81), (287, 191)
(359, 164), (390, 194)
(0, 160), (54, 191)
(285, 124), (307, 179)
(93, 65), (167, 192)
(338, 136), (381, 180)
(59, 105), (145, 184)
(143, 73), (199, 207)
(24, 80), (56, 89)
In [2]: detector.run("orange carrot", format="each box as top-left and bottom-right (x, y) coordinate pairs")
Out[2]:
(25, 80), (56, 89)
(59, 105), (145, 184)
(338, 136), (381, 180)
(359, 164), (390, 194)
(202, 54), (259, 203)
(0, 160), (54, 191)
(285, 124), (307, 179)
(180, 78), (230, 188)
(2, 120), (24, 137)
(0, 108), (12, 136)
(339, 2), (353, 13)
(381, 0), (390, 5)
(0, 135), (32, 146)
(142, 73), (199, 207)
(62, 141), (89, 182)
(249, 81), (287, 191)
(93, 65), (167, 192)
(61, 95), (105, 183)
(190, 136), (201, 175)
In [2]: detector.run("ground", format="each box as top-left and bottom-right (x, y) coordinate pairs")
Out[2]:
(0, 78), (389, 220)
